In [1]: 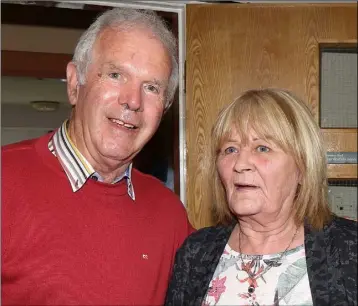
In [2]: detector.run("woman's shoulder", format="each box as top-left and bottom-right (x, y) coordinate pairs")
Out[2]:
(305, 216), (357, 253)
(324, 216), (357, 256)
(179, 224), (234, 251)
(186, 224), (232, 242)
(327, 216), (357, 239)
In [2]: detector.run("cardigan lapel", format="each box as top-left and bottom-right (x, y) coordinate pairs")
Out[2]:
(195, 223), (235, 305)
(304, 222), (330, 306)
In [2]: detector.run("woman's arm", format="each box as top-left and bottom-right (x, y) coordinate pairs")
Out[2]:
(165, 236), (194, 306)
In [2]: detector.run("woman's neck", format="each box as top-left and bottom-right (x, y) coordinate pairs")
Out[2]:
(229, 217), (304, 255)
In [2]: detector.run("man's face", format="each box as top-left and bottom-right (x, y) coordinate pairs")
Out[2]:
(67, 27), (171, 167)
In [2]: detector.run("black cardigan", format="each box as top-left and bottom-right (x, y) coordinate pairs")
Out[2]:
(165, 216), (357, 306)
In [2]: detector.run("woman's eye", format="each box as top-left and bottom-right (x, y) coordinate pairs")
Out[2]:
(109, 72), (121, 79)
(256, 145), (270, 153)
(145, 84), (160, 94)
(224, 147), (238, 154)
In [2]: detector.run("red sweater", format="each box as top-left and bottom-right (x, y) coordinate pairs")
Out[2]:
(2, 134), (194, 305)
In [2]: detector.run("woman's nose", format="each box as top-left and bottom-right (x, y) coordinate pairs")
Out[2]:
(233, 150), (254, 173)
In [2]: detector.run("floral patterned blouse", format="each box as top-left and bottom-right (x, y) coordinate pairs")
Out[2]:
(203, 244), (313, 306)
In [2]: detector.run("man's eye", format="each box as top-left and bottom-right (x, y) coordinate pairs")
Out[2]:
(224, 147), (238, 154)
(145, 84), (160, 94)
(109, 72), (121, 79)
(256, 145), (270, 153)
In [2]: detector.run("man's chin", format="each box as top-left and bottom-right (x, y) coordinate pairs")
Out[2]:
(99, 147), (135, 163)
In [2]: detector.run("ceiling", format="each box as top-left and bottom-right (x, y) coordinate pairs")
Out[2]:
(1, 0), (242, 107)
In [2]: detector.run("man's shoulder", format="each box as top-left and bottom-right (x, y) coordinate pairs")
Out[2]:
(132, 168), (167, 184)
(2, 138), (39, 165)
(132, 168), (179, 198)
(2, 134), (51, 174)
(131, 168), (187, 212)
(131, 169), (194, 239)
(2, 138), (37, 155)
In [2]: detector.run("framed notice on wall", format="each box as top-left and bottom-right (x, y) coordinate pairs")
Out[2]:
(327, 152), (358, 164)
(328, 179), (357, 221)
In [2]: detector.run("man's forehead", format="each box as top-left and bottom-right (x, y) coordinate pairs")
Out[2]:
(94, 27), (168, 60)
(97, 25), (157, 44)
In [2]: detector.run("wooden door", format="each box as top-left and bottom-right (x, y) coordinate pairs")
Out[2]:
(185, 3), (357, 229)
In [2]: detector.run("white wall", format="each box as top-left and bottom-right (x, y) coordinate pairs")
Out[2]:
(1, 127), (53, 146)
(1, 103), (71, 129)
(1, 103), (71, 145)
(1, 22), (78, 146)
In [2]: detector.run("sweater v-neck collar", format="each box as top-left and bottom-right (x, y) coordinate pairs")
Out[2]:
(35, 133), (130, 198)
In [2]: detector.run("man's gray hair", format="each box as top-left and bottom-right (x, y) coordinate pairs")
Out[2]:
(72, 8), (179, 109)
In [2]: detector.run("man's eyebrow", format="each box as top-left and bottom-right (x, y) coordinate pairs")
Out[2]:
(103, 62), (123, 70)
(103, 62), (168, 87)
(151, 78), (167, 88)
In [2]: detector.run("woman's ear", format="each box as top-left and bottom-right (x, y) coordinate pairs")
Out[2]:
(298, 170), (303, 185)
(66, 62), (80, 106)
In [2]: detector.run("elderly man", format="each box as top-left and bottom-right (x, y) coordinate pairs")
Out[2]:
(2, 8), (193, 305)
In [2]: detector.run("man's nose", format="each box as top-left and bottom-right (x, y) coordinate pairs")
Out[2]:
(120, 84), (142, 112)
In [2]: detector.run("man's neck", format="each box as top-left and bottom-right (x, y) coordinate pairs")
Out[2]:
(94, 166), (129, 184)
(67, 120), (130, 183)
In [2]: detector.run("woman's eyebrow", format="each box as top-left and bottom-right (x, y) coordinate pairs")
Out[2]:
(222, 138), (240, 144)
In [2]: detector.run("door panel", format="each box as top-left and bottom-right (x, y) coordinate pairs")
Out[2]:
(186, 3), (357, 229)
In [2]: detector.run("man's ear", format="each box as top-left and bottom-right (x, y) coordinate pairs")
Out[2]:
(66, 62), (80, 106)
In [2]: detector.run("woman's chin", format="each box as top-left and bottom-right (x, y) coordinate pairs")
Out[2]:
(230, 204), (263, 217)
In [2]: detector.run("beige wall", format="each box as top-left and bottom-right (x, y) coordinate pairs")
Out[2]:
(1, 24), (84, 54)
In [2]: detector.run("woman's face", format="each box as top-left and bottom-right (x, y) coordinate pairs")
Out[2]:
(216, 128), (301, 219)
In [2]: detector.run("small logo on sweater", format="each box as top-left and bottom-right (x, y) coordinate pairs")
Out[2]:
(142, 254), (149, 260)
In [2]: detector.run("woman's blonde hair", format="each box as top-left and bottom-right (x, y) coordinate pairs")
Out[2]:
(208, 88), (332, 229)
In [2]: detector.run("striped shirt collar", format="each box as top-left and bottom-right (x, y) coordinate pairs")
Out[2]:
(48, 121), (135, 200)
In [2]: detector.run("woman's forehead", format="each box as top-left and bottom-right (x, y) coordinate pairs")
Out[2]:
(223, 125), (262, 139)
(220, 125), (284, 148)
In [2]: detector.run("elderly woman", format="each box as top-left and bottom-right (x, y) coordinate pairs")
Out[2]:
(165, 89), (357, 306)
